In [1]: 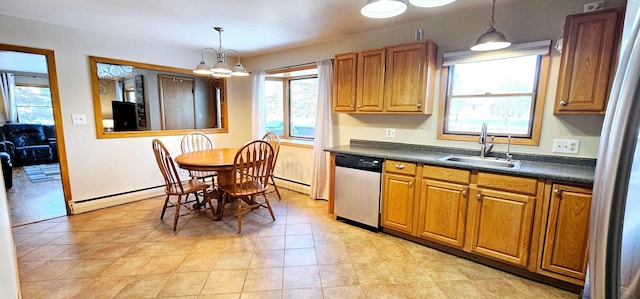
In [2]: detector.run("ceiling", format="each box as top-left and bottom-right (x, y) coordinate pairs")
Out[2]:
(0, 0), (508, 58)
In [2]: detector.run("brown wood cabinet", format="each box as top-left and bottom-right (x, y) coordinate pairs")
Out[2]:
(384, 41), (437, 113)
(467, 173), (540, 267)
(381, 160), (419, 234)
(554, 7), (624, 114)
(333, 40), (437, 114)
(417, 166), (470, 248)
(537, 183), (592, 284)
(333, 53), (358, 112)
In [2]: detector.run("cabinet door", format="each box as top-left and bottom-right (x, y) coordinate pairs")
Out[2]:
(333, 53), (357, 112)
(355, 48), (385, 112)
(381, 173), (417, 234)
(384, 41), (436, 113)
(468, 188), (536, 266)
(554, 8), (623, 114)
(417, 179), (468, 248)
(539, 184), (591, 282)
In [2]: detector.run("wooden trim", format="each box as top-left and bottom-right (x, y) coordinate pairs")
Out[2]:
(436, 55), (551, 146)
(0, 44), (73, 209)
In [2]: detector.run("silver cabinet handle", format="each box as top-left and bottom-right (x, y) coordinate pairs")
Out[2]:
(560, 101), (567, 106)
(349, 104), (354, 108)
(395, 164), (405, 169)
(554, 189), (560, 195)
(357, 104), (362, 108)
(408, 181), (413, 187)
(476, 194), (482, 199)
(417, 103), (422, 108)
(462, 190), (467, 196)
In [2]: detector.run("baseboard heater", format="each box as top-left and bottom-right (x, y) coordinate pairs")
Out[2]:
(69, 185), (165, 214)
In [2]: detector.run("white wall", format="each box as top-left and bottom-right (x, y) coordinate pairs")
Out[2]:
(0, 175), (20, 298)
(243, 0), (626, 159)
(0, 14), (253, 207)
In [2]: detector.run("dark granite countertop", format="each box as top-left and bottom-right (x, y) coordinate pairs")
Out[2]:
(325, 139), (596, 185)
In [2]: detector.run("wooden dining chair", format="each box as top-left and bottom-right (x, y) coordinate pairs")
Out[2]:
(152, 139), (216, 231)
(218, 140), (276, 233)
(262, 132), (282, 200)
(181, 131), (217, 185)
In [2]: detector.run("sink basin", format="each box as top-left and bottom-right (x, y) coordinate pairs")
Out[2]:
(439, 154), (521, 169)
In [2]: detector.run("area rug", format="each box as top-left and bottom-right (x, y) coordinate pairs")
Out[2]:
(23, 163), (61, 183)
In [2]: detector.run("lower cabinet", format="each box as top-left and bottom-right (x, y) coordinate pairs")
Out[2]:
(467, 187), (537, 267)
(416, 165), (470, 248)
(376, 160), (591, 287)
(537, 183), (592, 284)
(381, 160), (419, 234)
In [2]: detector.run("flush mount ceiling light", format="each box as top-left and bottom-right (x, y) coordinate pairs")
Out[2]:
(409, 0), (456, 8)
(470, 0), (510, 51)
(193, 27), (248, 77)
(361, 0), (408, 18)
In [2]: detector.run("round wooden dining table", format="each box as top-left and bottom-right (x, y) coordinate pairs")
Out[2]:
(174, 148), (238, 220)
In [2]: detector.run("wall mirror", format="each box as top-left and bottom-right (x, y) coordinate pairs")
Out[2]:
(90, 56), (228, 138)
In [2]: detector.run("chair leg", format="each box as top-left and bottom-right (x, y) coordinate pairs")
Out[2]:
(202, 190), (216, 219)
(160, 195), (170, 219)
(173, 195), (182, 231)
(236, 197), (243, 233)
(262, 192), (276, 221)
(270, 175), (282, 200)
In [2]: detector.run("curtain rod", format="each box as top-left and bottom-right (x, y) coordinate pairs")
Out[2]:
(265, 59), (333, 74)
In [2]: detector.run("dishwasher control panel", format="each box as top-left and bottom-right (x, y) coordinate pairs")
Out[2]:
(335, 154), (382, 173)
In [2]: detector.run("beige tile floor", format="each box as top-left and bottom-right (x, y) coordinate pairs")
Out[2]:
(13, 189), (578, 298)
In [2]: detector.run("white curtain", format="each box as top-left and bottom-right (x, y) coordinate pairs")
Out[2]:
(311, 59), (333, 200)
(0, 73), (17, 123)
(251, 71), (266, 139)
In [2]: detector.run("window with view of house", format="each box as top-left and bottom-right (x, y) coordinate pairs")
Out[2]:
(438, 41), (551, 145)
(14, 85), (54, 125)
(265, 65), (318, 139)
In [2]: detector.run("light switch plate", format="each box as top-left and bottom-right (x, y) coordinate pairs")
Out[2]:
(71, 114), (86, 125)
(584, 1), (604, 12)
(553, 139), (580, 154)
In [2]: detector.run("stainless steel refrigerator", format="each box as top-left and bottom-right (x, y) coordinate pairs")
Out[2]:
(585, 2), (640, 298)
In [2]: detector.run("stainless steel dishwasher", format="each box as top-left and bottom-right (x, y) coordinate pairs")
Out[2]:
(334, 154), (383, 230)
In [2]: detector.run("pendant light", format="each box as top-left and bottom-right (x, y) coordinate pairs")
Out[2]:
(470, 0), (510, 51)
(409, 0), (455, 8)
(361, 0), (408, 18)
(193, 27), (248, 77)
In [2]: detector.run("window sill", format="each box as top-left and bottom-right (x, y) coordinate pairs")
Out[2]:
(281, 139), (314, 149)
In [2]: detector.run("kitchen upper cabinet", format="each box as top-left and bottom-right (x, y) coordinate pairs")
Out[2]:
(538, 183), (592, 285)
(381, 160), (419, 234)
(467, 173), (540, 267)
(333, 40), (437, 114)
(333, 53), (358, 112)
(384, 41), (437, 113)
(417, 166), (470, 248)
(554, 7), (624, 114)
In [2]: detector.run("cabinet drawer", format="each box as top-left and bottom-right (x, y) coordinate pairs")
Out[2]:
(385, 160), (417, 176)
(476, 172), (538, 195)
(423, 165), (470, 184)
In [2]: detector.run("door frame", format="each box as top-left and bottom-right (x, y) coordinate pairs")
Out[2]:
(0, 44), (72, 213)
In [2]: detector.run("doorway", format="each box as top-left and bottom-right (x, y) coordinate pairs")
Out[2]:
(0, 44), (70, 226)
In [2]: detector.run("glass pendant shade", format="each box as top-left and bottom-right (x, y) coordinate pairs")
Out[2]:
(471, 28), (511, 51)
(409, 0), (455, 7)
(211, 61), (231, 73)
(361, 0), (407, 18)
(193, 60), (212, 75)
(230, 63), (249, 76)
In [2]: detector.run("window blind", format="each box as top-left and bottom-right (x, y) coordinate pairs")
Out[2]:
(443, 40), (551, 66)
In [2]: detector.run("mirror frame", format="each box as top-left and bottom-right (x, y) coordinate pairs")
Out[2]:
(90, 56), (229, 138)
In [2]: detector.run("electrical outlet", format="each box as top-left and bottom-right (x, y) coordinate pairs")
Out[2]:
(71, 114), (86, 125)
(386, 128), (396, 138)
(584, 1), (604, 12)
(553, 139), (580, 154)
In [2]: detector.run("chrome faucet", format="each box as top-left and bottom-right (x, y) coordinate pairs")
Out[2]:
(506, 135), (513, 161)
(479, 123), (494, 158)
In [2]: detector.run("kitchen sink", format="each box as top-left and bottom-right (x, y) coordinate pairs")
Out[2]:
(439, 154), (521, 169)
